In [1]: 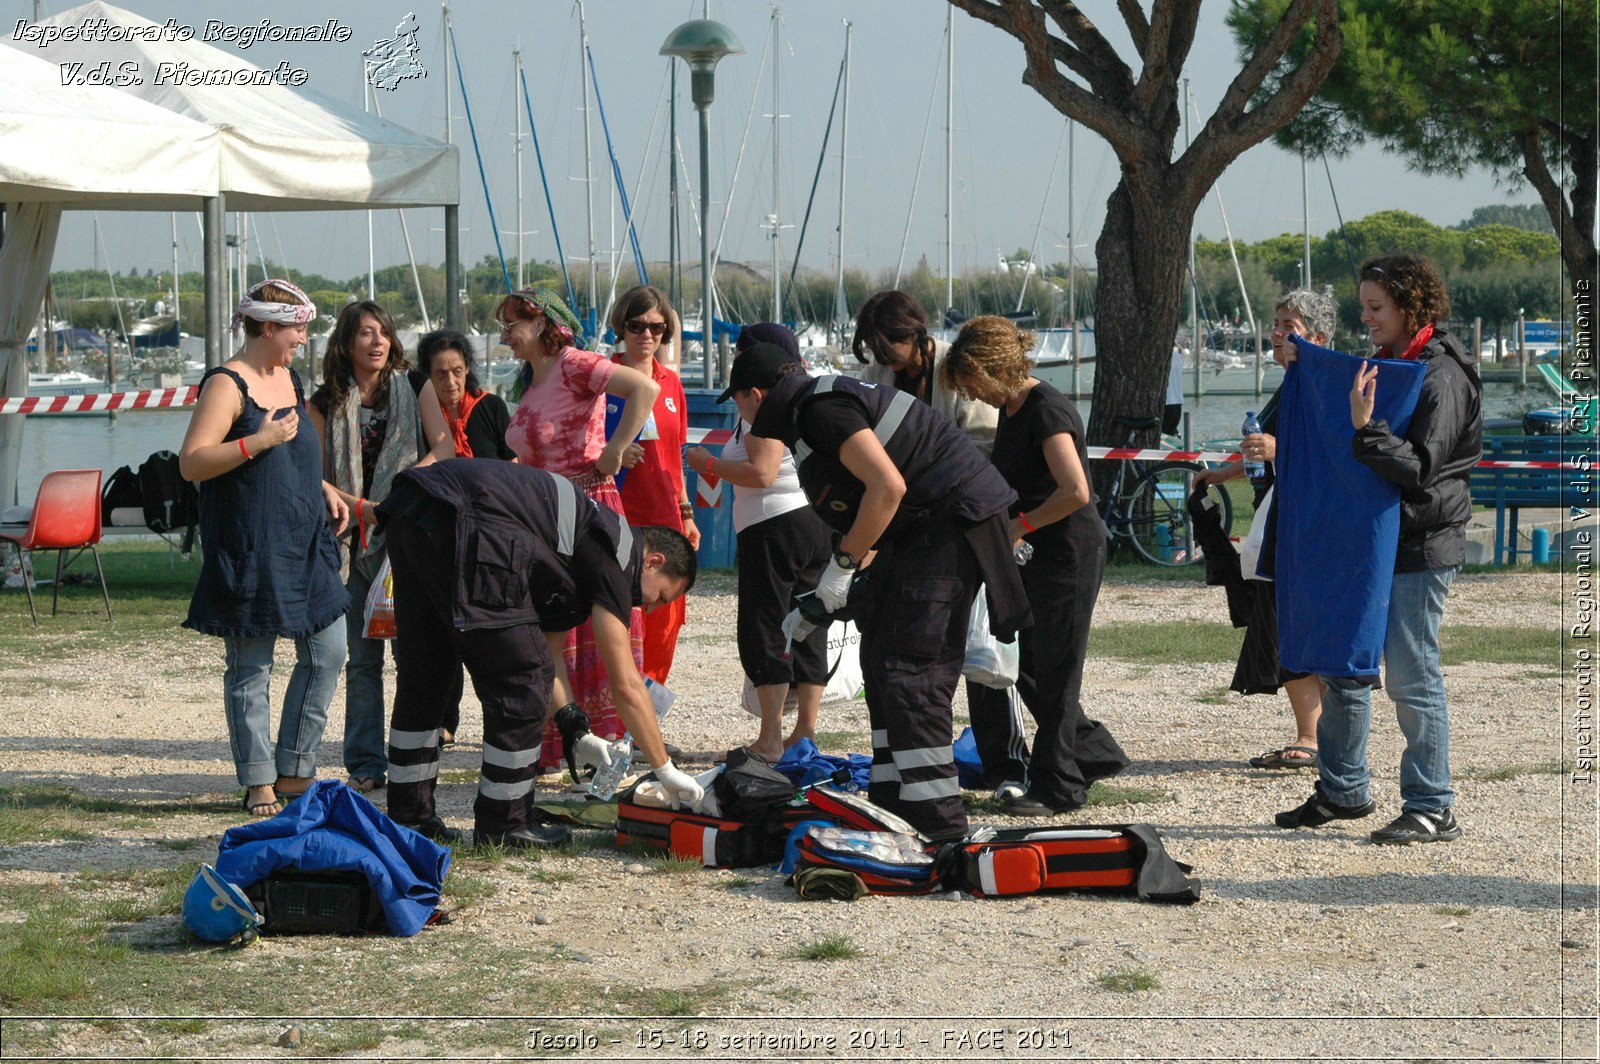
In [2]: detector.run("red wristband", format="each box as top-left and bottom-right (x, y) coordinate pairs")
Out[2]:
(238, 437), (251, 461)
(1018, 511), (1037, 533)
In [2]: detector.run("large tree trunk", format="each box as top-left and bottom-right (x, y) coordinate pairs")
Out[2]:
(1085, 179), (1193, 496)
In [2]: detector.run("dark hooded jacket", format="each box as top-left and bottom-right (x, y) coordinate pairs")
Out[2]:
(1351, 328), (1482, 573)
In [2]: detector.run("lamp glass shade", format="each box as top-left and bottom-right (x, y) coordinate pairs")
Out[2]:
(658, 19), (744, 66)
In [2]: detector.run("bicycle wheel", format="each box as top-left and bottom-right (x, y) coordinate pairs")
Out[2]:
(1120, 462), (1233, 566)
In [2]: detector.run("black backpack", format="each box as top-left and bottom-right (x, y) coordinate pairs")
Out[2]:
(139, 450), (200, 547)
(101, 465), (144, 525)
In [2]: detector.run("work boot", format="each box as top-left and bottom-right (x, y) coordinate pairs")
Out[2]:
(474, 824), (572, 850)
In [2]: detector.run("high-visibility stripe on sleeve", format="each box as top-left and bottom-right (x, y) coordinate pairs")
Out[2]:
(615, 517), (634, 569)
(871, 729), (890, 748)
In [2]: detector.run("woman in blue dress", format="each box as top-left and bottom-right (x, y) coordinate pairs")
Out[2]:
(179, 280), (351, 818)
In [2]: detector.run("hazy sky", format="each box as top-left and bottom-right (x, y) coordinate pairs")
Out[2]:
(10, 0), (1532, 294)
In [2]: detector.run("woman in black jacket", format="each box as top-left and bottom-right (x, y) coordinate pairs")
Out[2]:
(1276, 254), (1482, 845)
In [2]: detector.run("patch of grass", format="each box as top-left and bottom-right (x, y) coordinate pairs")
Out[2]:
(719, 875), (758, 890)
(647, 853), (704, 875)
(1086, 783), (1173, 807)
(1095, 965), (1160, 993)
(811, 730), (859, 751)
(439, 768), (479, 785)
(1457, 760), (1573, 782)
(1194, 687), (1233, 705)
(0, 786), (234, 845)
(1433, 905), (1473, 917)
(1441, 625), (1562, 666)
(444, 872), (498, 907)
(1095, 622), (1241, 663)
(791, 934), (862, 961)
(0, 896), (133, 1008)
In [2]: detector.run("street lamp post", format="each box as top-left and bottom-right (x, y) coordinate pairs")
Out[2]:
(660, 19), (743, 390)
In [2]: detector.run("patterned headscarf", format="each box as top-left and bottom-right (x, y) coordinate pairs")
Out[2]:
(232, 278), (316, 331)
(507, 287), (586, 351)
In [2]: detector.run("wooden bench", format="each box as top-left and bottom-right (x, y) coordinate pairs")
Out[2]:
(1469, 435), (1586, 565)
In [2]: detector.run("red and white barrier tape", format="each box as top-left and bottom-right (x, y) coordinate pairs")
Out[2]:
(3, 388), (1584, 470)
(0, 386), (197, 415)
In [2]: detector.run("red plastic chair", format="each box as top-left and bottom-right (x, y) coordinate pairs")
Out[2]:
(0, 469), (112, 624)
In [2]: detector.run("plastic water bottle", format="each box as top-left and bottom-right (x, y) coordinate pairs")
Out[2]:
(587, 736), (634, 800)
(1013, 540), (1035, 566)
(1241, 410), (1268, 486)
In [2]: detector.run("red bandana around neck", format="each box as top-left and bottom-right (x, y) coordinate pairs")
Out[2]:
(1385, 322), (1435, 361)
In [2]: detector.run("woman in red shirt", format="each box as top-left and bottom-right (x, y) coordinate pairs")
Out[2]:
(608, 285), (699, 682)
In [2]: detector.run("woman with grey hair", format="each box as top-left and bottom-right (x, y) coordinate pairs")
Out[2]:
(1195, 288), (1334, 771)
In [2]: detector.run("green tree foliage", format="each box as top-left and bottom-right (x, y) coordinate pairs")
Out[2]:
(1229, 0), (1597, 344)
(1455, 203), (1555, 234)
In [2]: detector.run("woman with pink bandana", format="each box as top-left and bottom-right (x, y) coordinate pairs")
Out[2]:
(496, 288), (661, 771)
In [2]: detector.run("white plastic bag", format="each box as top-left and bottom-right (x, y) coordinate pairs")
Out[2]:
(362, 555), (396, 640)
(963, 584), (1019, 688)
(1237, 485), (1274, 582)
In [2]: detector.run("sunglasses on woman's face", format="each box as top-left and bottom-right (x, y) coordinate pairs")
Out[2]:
(625, 319), (667, 337)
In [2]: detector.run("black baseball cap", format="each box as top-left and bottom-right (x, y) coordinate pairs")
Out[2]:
(717, 341), (795, 403)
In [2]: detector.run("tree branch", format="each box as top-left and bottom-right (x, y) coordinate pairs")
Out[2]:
(1212, 0), (1331, 129)
(1518, 125), (1592, 268)
(1116, 0), (1149, 55)
(1037, 0), (1137, 99)
(1132, 1), (1203, 127)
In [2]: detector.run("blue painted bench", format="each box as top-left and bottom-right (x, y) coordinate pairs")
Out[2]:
(1469, 435), (1588, 565)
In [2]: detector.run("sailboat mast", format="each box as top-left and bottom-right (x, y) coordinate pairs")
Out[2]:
(1185, 78), (1199, 400)
(944, 5), (953, 317)
(1067, 119), (1076, 324)
(1301, 152), (1312, 289)
(578, 0), (597, 335)
(770, 6), (782, 323)
(171, 214), (180, 335)
(364, 73), (375, 300)
(515, 45), (525, 290)
(669, 62), (680, 309)
(834, 21), (852, 343)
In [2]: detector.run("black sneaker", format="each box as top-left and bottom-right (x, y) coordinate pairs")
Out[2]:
(397, 815), (463, 845)
(474, 824), (572, 850)
(1002, 791), (1084, 817)
(1274, 785), (1377, 829)
(1370, 808), (1461, 845)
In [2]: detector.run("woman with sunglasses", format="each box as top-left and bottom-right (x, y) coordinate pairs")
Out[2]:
(498, 287), (660, 771)
(608, 286), (699, 684)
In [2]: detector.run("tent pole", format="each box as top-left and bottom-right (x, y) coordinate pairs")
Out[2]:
(204, 195), (225, 370)
(445, 205), (460, 331)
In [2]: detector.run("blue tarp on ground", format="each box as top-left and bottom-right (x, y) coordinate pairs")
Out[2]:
(214, 779), (451, 937)
(773, 738), (871, 792)
(1274, 338), (1426, 681)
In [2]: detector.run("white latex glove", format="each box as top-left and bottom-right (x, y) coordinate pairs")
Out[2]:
(572, 733), (614, 773)
(814, 555), (854, 613)
(781, 608), (817, 656)
(652, 758), (704, 810)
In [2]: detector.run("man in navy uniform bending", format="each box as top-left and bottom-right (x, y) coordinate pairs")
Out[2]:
(376, 459), (702, 848)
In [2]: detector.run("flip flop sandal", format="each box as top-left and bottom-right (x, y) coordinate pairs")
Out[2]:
(242, 795), (283, 818)
(349, 776), (384, 794)
(1249, 745), (1319, 769)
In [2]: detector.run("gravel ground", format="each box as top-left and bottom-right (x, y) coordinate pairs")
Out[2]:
(2, 568), (1595, 1060)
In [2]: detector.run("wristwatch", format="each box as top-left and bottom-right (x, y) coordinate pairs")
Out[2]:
(833, 550), (859, 571)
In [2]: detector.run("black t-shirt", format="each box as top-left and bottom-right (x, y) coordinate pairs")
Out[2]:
(406, 369), (516, 461)
(792, 393), (873, 454)
(991, 380), (1102, 548)
(542, 524), (643, 633)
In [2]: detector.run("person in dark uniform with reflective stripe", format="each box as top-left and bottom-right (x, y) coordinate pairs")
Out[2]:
(734, 343), (1031, 842)
(376, 459), (703, 848)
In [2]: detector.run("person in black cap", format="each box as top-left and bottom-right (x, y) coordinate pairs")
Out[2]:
(689, 326), (835, 761)
(376, 459), (703, 848)
(729, 343), (1031, 842)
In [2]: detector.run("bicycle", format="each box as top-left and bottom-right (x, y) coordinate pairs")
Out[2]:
(1099, 415), (1234, 566)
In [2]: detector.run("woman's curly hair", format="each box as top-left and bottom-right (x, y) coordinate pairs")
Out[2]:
(1359, 254), (1450, 337)
(941, 315), (1036, 405)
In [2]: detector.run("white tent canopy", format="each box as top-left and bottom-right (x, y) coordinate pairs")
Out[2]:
(0, 1), (462, 507)
(13, 0), (458, 211)
(0, 48), (220, 208)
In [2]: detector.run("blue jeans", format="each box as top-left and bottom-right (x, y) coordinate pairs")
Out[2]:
(1317, 565), (1457, 814)
(343, 555), (391, 783)
(223, 620), (346, 787)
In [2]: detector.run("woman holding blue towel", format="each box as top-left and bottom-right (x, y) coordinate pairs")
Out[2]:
(1275, 254), (1482, 844)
